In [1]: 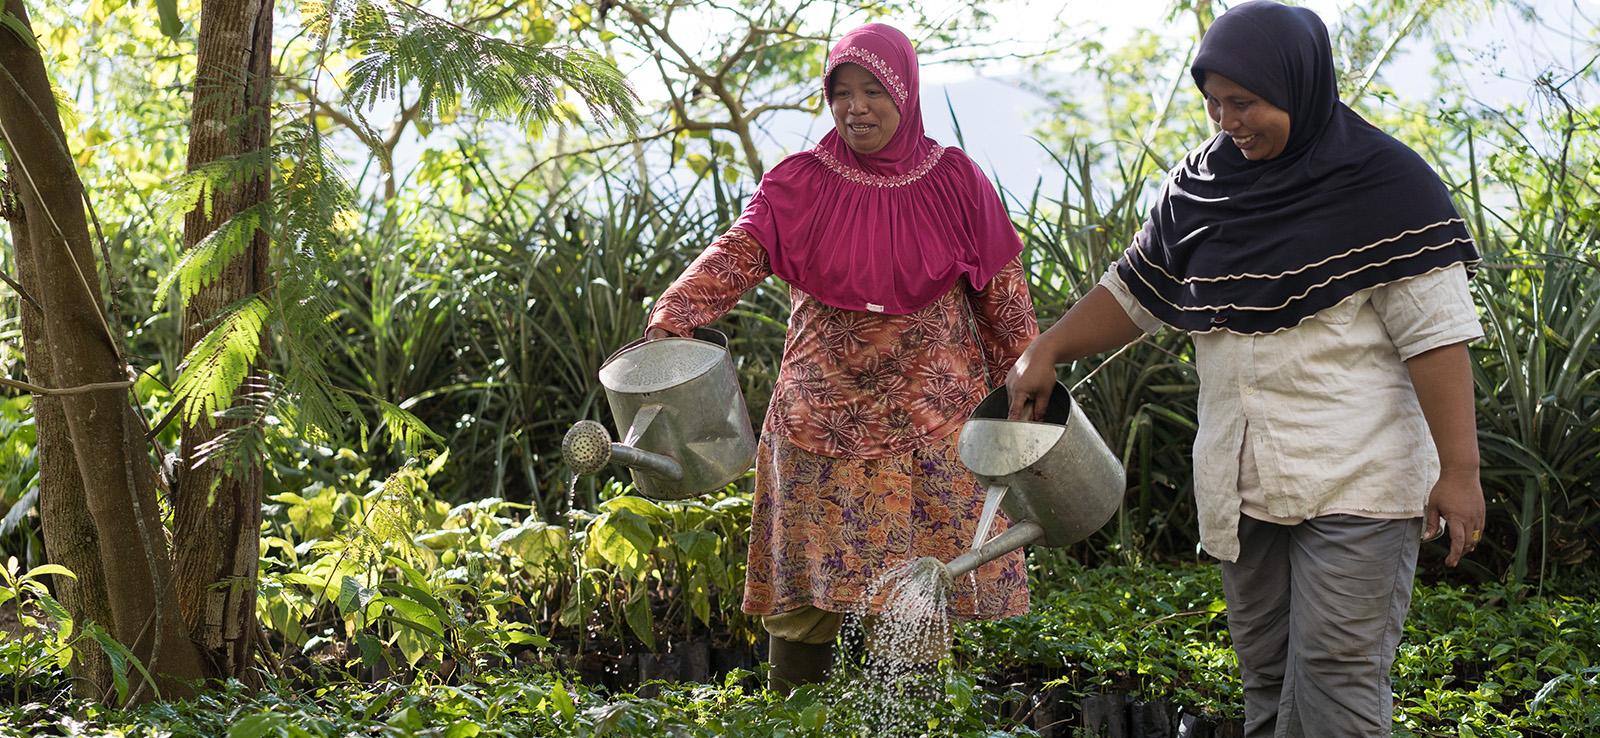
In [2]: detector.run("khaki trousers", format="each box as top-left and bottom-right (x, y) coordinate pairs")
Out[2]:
(1222, 514), (1423, 738)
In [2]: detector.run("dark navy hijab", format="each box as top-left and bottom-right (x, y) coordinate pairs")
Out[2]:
(1115, 0), (1479, 334)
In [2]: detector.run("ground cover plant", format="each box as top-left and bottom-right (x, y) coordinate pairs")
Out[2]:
(4, 557), (1598, 736)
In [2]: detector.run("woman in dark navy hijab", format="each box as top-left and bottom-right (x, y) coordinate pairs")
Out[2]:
(1008, 2), (1485, 735)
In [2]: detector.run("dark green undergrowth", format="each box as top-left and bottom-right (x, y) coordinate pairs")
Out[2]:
(4, 563), (1597, 737)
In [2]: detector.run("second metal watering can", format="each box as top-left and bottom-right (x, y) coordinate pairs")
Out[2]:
(562, 328), (757, 500)
(943, 382), (1126, 577)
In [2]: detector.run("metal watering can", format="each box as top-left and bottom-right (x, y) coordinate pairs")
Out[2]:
(561, 328), (757, 500)
(942, 382), (1125, 578)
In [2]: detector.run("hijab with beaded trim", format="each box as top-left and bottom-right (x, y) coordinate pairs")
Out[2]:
(732, 23), (1023, 315)
(1114, 0), (1479, 334)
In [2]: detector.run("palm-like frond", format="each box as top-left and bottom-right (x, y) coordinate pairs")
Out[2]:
(376, 399), (442, 453)
(172, 296), (269, 428)
(152, 202), (269, 312)
(338, 0), (639, 133)
(155, 150), (273, 224)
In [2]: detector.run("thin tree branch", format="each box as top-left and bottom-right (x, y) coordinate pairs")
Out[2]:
(0, 265), (42, 311)
(0, 375), (134, 396)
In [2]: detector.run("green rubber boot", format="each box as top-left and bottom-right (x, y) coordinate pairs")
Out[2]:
(767, 635), (835, 695)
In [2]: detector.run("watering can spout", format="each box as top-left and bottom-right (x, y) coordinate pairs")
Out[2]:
(943, 520), (1044, 579)
(563, 420), (685, 482)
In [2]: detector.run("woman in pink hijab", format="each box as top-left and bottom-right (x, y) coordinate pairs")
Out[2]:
(646, 22), (1037, 691)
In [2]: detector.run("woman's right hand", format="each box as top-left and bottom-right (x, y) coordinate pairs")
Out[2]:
(1005, 344), (1058, 421)
(1004, 286), (1145, 420)
(644, 327), (674, 341)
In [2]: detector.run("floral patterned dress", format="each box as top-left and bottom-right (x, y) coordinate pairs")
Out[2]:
(649, 228), (1037, 619)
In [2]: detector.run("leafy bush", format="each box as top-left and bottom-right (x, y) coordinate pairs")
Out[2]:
(253, 445), (759, 682)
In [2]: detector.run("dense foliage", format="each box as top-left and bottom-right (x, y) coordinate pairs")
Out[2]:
(5, 557), (1598, 735)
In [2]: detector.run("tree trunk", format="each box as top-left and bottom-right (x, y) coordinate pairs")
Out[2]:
(3, 164), (116, 697)
(171, 0), (272, 681)
(0, 0), (204, 698)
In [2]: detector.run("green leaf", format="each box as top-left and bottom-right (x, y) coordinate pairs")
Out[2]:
(376, 399), (442, 451)
(386, 706), (424, 732)
(672, 529), (719, 563)
(599, 496), (667, 520)
(228, 713), (288, 738)
(491, 521), (567, 564)
(548, 679), (577, 721)
(415, 527), (470, 550)
(377, 598), (444, 640)
(0, 10), (37, 49)
(800, 702), (827, 730)
(591, 509), (656, 572)
(336, 575), (375, 614)
(395, 626), (429, 668)
(154, 0), (183, 38)
(154, 204), (268, 313)
(624, 587), (655, 650)
(88, 625), (132, 704)
(20, 564), (76, 583)
(341, 1), (639, 133)
(34, 591), (73, 640)
(354, 632), (386, 669)
(502, 631), (552, 648)
(384, 582), (451, 624)
(687, 571), (710, 627)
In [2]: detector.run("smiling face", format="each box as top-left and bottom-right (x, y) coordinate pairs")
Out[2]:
(829, 62), (901, 155)
(1202, 72), (1291, 161)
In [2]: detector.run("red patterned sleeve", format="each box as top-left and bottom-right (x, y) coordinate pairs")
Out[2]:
(968, 257), (1039, 387)
(648, 228), (773, 336)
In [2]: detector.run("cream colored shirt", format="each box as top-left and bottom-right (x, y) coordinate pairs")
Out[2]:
(1101, 263), (1482, 561)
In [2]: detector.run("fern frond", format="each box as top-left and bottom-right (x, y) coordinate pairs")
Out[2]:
(366, 461), (430, 548)
(376, 399), (441, 452)
(172, 296), (270, 428)
(153, 202), (269, 312)
(275, 266), (366, 444)
(274, 121), (355, 260)
(339, 0), (639, 134)
(156, 149), (274, 224)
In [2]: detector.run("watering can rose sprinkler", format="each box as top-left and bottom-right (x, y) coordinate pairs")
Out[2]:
(562, 328), (757, 500)
(929, 382), (1125, 581)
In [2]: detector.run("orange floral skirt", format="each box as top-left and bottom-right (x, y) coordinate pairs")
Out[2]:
(742, 429), (1029, 620)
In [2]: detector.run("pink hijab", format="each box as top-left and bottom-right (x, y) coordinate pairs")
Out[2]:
(733, 23), (1023, 315)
